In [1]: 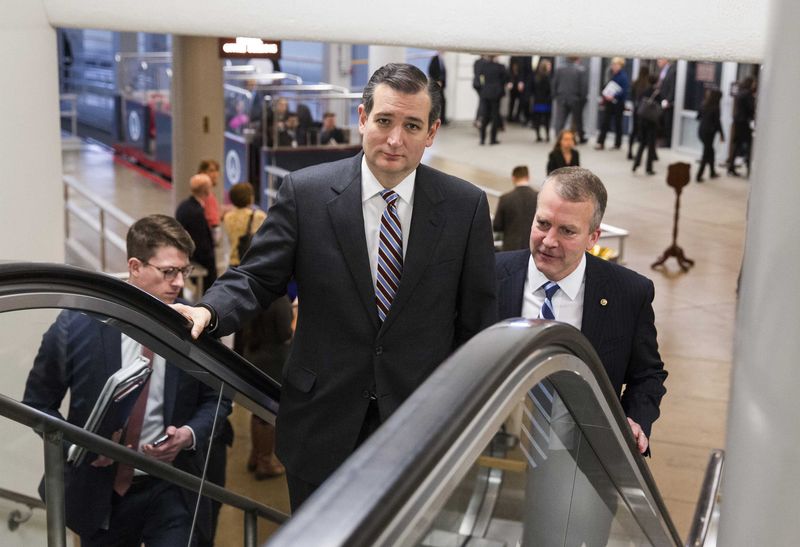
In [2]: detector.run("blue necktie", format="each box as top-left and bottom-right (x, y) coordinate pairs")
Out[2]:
(540, 281), (560, 320)
(376, 190), (403, 322)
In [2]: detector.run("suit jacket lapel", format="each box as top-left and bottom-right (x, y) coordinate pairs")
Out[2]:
(498, 250), (529, 318)
(581, 253), (609, 347)
(162, 361), (178, 425)
(327, 154), (381, 330)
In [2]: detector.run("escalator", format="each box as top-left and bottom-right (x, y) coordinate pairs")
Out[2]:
(0, 263), (722, 546)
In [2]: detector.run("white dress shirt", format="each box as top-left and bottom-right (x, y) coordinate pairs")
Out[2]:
(361, 155), (415, 288)
(120, 335), (196, 459)
(521, 253), (587, 329)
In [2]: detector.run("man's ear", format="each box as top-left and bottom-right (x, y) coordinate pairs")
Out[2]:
(587, 227), (602, 250)
(128, 257), (142, 279)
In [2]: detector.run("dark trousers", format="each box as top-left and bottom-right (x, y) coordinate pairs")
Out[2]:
(597, 101), (624, 148)
(660, 107), (674, 147)
(81, 478), (196, 547)
(532, 110), (551, 141)
(729, 122), (752, 174)
(507, 88), (522, 121)
(555, 98), (585, 140)
(479, 98), (502, 143)
(286, 400), (382, 513)
(628, 112), (639, 157)
(634, 122), (657, 172)
(698, 134), (718, 179)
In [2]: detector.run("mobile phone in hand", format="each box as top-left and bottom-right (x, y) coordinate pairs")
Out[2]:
(152, 433), (170, 447)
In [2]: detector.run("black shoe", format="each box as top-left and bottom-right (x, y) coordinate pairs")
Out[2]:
(490, 140), (500, 145)
(646, 169), (656, 175)
(479, 140), (485, 146)
(627, 153), (634, 160)
(612, 145), (622, 150)
(710, 172), (720, 179)
(696, 176), (705, 183)
(653, 155), (660, 161)
(727, 169), (741, 177)
(632, 163), (639, 173)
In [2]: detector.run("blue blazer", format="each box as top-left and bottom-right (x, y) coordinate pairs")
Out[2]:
(203, 152), (498, 484)
(495, 250), (667, 437)
(22, 309), (228, 537)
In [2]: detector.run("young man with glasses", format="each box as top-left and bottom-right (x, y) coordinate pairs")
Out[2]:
(22, 214), (230, 546)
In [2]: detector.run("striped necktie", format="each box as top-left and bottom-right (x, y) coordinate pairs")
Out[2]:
(539, 281), (560, 320)
(376, 189), (403, 322)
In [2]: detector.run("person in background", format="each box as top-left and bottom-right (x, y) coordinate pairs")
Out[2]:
(22, 214), (231, 546)
(477, 55), (509, 145)
(319, 112), (347, 145)
(507, 56), (532, 124)
(222, 182), (286, 479)
(696, 88), (724, 182)
(627, 66), (651, 161)
(176, 174), (217, 293)
(493, 165), (538, 251)
(530, 59), (553, 142)
(277, 112), (308, 148)
(198, 159), (223, 242)
(228, 99), (250, 133)
(596, 57), (630, 150)
(655, 58), (677, 147)
(547, 129), (580, 175)
(727, 76), (756, 177)
(552, 57), (589, 143)
(428, 51), (448, 125)
(632, 74), (659, 176)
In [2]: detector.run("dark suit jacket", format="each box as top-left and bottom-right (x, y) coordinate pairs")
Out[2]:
(495, 250), (666, 437)
(493, 185), (538, 251)
(202, 152), (497, 483)
(656, 63), (677, 106)
(428, 55), (446, 88)
(478, 61), (509, 100)
(22, 310), (228, 537)
(547, 148), (580, 175)
(175, 196), (216, 278)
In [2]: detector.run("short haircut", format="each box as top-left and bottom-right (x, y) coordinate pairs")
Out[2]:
(323, 112), (336, 119)
(511, 165), (529, 179)
(545, 167), (608, 232)
(127, 214), (195, 261)
(361, 63), (441, 127)
(611, 56), (626, 66)
(197, 159), (219, 173)
(190, 174), (211, 196)
(229, 182), (255, 208)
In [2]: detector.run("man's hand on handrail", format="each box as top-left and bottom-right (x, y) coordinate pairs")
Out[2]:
(171, 303), (211, 339)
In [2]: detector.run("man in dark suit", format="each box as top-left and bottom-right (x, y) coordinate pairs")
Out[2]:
(477, 55), (509, 145)
(174, 63), (497, 510)
(493, 165), (538, 251)
(22, 214), (230, 546)
(655, 58), (677, 147)
(176, 174), (217, 293)
(427, 51), (447, 125)
(507, 56), (532, 123)
(495, 167), (667, 451)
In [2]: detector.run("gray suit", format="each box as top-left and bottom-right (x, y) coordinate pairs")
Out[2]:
(201, 152), (497, 486)
(552, 62), (589, 138)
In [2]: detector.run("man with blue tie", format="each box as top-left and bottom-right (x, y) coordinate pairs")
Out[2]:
(174, 63), (497, 510)
(495, 166), (667, 453)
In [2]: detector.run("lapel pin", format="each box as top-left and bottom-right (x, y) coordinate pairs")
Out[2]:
(600, 298), (608, 306)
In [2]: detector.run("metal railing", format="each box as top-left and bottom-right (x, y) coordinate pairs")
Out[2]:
(0, 394), (288, 547)
(685, 449), (725, 547)
(63, 175), (135, 273)
(0, 486), (46, 532)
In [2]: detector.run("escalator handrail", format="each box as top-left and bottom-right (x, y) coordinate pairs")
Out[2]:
(0, 393), (288, 524)
(270, 319), (682, 546)
(0, 262), (280, 417)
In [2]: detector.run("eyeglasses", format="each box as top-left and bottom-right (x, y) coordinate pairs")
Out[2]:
(142, 262), (194, 281)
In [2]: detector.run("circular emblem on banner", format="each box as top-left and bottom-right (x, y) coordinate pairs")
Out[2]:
(226, 149), (242, 184)
(127, 110), (142, 143)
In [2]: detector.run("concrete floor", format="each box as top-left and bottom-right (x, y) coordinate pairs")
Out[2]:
(61, 119), (748, 543)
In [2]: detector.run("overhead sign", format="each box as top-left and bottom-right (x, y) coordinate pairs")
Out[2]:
(218, 37), (281, 60)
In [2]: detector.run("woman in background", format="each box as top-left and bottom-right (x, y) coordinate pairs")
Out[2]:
(547, 129), (580, 174)
(530, 60), (553, 142)
(697, 88), (724, 182)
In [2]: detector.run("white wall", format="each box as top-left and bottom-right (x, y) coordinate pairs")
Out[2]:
(1, 3), (63, 262)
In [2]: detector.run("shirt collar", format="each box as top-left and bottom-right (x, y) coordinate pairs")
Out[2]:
(527, 252), (587, 301)
(361, 155), (416, 205)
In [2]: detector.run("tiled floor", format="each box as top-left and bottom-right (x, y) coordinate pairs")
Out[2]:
(62, 120), (748, 543)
